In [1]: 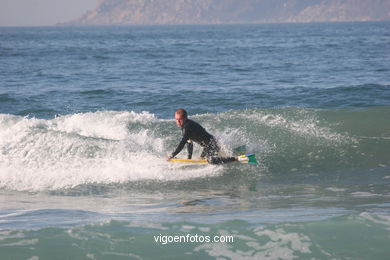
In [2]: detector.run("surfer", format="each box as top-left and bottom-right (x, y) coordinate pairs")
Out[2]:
(167, 109), (237, 164)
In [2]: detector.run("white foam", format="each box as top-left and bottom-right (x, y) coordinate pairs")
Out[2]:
(209, 127), (270, 156)
(195, 226), (312, 260)
(359, 212), (390, 230)
(1, 238), (39, 247)
(351, 192), (380, 198)
(254, 112), (347, 143)
(0, 112), (221, 191)
(213, 109), (352, 144)
(49, 110), (156, 140)
(325, 187), (346, 192)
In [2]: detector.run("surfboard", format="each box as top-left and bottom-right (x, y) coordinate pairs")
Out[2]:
(169, 158), (208, 163)
(169, 154), (257, 165)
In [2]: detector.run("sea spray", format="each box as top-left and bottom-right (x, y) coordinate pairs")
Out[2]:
(1, 107), (389, 191)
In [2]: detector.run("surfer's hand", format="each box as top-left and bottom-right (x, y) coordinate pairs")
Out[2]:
(166, 156), (173, 161)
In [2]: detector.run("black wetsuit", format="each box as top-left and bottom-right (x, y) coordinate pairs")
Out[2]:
(171, 119), (220, 159)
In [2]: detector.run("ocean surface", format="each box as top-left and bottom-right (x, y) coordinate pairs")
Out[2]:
(1, 22), (390, 259)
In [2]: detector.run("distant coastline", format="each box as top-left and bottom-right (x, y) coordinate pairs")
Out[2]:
(1, 20), (389, 28)
(62, 0), (390, 26)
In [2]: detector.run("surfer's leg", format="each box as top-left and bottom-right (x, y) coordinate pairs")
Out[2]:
(207, 138), (220, 156)
(200, 137), (219, 159)
(200, 149), (206, 159)
(201, 138), (237, 164)
(208, 156), (237, 165)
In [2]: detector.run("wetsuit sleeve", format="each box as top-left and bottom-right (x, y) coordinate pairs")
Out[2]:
(171, 131), (190, 158)
(187, 141), (193, 159)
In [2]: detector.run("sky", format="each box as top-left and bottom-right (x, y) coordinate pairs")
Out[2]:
(0, 0), (97, 26)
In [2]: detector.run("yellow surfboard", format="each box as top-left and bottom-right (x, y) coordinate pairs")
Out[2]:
(169, 154), (257, 164)
(169, 158), (208, 163)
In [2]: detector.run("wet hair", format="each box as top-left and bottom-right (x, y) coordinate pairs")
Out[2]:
(175, 108), (188, 119)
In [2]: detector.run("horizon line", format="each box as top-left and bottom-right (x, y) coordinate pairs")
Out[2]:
(1, 19), (389, 28)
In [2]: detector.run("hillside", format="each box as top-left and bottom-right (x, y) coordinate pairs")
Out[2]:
(66, 0), (390, 25)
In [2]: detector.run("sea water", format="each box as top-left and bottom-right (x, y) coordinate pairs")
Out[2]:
(0, 22), (389, 259)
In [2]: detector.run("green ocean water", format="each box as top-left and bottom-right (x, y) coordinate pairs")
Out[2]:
(1, 22), (390, 259)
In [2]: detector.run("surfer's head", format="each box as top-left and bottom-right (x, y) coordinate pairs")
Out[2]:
(175, 108), (187, 128)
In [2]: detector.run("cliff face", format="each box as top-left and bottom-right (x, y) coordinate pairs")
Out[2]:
(67, 0), (390, 25)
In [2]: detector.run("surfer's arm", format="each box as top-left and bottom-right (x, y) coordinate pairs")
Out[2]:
(187, 140), (193, 159)
(170, 136), (188, 158)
